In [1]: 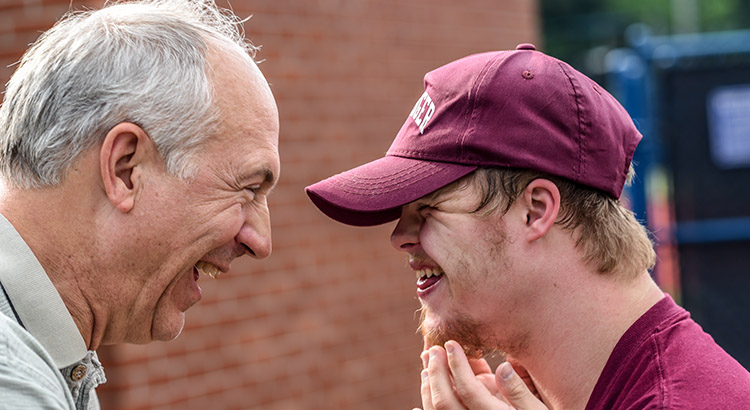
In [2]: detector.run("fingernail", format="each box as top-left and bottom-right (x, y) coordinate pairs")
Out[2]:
(421, 369), (429, 380)
(499, 361), (513, 381)
(420, 351), (429, 368)
(445, 342), (454, 354)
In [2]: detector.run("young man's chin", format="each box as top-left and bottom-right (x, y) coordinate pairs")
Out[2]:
(419, 310), (490, 358)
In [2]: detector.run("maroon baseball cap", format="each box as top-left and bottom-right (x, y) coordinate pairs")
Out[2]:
(306, 44), (642, 226)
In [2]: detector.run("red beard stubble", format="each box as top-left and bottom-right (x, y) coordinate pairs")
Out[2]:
(419, 305), (498, 359)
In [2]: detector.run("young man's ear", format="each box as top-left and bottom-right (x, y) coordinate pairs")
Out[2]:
(99, 122), (156, 213)
(521, 178), (561, 242)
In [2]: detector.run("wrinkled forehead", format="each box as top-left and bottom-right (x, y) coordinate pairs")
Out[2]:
(209, 45), (278, 132)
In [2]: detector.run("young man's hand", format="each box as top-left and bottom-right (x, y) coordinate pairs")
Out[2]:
(413, 340), (548, 410)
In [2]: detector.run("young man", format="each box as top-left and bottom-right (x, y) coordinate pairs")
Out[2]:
(306, 44), (750, 409)
(0, 1), (279, 408)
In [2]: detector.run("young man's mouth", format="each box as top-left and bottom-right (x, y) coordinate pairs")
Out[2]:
(416, 267), (444, 295)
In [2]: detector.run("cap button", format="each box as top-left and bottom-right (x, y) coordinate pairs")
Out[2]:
(515, 43), (536, 51)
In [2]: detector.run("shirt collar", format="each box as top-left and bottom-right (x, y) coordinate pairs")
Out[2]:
(0, 213), (88, 368)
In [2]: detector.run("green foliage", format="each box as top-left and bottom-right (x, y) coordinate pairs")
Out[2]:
(601, 0), (671, 29)
(701, 0), (750, 31)
(541, 0), (749, 74)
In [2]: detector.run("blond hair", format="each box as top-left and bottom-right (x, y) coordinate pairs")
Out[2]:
(470, 166), (656, 278)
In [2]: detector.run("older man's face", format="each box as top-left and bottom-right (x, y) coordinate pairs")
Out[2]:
(117, 49), (280, 343)
(389, 177), (532, 358)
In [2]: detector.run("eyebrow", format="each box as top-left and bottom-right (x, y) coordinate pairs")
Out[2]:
(415, 186), (449, 206)
(239, 166), (277, 190)
(424, 178), (470, 203)
(422, 189), (443, 202)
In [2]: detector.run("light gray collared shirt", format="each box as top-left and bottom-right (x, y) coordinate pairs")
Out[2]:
(0, 214), (105, 409)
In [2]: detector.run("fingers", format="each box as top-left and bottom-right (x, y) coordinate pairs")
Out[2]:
(495, 362), (548, 410)
(467, 357), (497, 394)
(425, 345), (467, 409)
(419, 367), (435, 410)
(419, 350), (432, 410)
(444, 341), (499, 408)
(419, 341), (547, 410)
(420, 350), (433, 410)
(507, 358), (540, 400)
(468, 357), (493, 376)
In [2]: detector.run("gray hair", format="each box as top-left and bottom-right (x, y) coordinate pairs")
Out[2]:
(0, 0), (258, 188)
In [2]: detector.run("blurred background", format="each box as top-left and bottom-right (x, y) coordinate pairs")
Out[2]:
(0, 0), (748, 408)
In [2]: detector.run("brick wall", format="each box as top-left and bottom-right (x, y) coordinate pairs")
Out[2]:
(0, 0), (539, 408)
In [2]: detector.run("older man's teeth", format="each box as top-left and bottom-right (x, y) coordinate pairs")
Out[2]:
(195, 261), (222, 279)
(416, 268), (444, 280)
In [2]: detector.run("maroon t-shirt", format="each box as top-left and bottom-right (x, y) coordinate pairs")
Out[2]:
(586, 294), (750, 409)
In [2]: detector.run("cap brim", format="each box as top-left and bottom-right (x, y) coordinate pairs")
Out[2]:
(305, 156), (477, 226)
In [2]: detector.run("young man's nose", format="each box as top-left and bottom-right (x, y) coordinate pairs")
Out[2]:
(390, 205), (422, 252)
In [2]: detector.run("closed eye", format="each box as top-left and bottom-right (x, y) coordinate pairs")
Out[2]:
(417, 204), (437, 217)
(243, 185), (263, 201)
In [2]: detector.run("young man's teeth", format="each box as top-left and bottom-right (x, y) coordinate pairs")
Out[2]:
(416, 268), (444, 280)
(196, 261), (221, 279)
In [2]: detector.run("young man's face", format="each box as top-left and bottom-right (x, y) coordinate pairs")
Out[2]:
(390, 175), (533, 358)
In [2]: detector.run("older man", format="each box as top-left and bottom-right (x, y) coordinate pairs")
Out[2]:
(0, 0), (279, 408)
(306, 44), (750, 409)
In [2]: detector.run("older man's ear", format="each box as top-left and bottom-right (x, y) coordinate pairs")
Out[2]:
(99, 122), (155, 213)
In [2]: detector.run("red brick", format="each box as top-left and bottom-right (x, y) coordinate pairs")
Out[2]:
(2, 0), (539, 408)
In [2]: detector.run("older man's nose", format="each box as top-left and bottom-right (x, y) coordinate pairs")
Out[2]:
(235, 209), (272, 260)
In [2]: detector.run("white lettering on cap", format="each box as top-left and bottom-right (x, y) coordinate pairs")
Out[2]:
(409, 91), (436, 134)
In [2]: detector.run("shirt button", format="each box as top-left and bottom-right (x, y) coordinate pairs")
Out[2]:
(71, 364), (87, 381)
